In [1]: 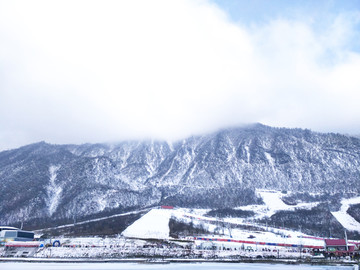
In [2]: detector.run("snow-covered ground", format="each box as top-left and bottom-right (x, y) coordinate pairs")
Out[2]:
(331, 196), (360, 232)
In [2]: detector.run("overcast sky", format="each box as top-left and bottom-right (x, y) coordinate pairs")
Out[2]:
(0, 0), (359, 150)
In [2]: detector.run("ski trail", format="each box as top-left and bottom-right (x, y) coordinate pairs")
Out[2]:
(331, 196), (360, 232)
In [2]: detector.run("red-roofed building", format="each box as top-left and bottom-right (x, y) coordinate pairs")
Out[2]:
(324, 239), (358, 257)
(325, 239), (346, 247)
(161, 205), (174, 209)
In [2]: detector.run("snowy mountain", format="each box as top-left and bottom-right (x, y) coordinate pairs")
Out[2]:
(1, 123), (360, 228)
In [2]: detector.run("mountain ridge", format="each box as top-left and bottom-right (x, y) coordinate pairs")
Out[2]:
(1, 124), (359, 228)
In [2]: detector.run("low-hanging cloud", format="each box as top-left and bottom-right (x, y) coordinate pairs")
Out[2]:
(0, 0), (359, 150)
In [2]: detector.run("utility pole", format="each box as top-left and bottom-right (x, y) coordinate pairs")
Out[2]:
(73, 201), (77, 225)
(299, 225), (302, 259)
(344, 229), (348, 251)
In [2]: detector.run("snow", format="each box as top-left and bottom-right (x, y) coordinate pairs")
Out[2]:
(46, 165), (62, 216)
(159, 157), (175, 184)
(244, 145), (250, 163)
(236, 190), (319, 219)
(121, 209), (172, 239)
(260, 190), (288, 211)
(331, 196), (360, 232)
(331, 211), (360, 232)
(264, 152), (274, 167)
(97, 195), (107, 212)
(167, 141), (174, 152)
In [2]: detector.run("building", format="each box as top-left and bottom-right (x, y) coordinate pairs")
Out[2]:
(0, 226), (34, 245)
(324, 239), (357, 257)
(0, 226), (18, 232)
(4, 241), (42, 257)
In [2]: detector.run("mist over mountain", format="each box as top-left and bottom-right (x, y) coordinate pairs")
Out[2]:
(1, 124), (359, 228)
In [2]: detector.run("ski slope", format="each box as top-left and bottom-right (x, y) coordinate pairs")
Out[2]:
(121, 209), (173, 239)
(331, 196), (360, 232)
(236, 190), (319, 219)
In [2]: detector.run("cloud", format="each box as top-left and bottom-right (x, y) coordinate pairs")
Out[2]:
(0, 0), (359, 150)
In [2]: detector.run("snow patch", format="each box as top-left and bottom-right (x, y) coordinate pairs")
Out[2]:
(97, 196), (107, 212)
(244, 145), (250, 163)
(264, 152), (274, 167)
(46, 165), (62, 216)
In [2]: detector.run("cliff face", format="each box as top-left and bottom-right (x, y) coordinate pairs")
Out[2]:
(1, 124), (359, 225)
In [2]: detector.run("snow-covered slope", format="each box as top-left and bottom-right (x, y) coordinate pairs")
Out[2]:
(122, 209), (172, 239)
(331, 196), (360, 232)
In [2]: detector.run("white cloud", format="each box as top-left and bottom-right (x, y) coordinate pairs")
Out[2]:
(0, 0), (359, 150)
